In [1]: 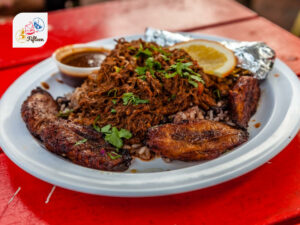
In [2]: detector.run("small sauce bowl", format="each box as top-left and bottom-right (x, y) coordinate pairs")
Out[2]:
(52, 44), (110, 87)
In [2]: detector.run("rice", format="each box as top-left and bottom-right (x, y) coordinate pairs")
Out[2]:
(128, 145), (152, 161)
(173, 106), (204, 124)
(172, 103), (236, 127)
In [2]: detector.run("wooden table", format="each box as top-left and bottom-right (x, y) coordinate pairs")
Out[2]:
(0, 0), (300, 224)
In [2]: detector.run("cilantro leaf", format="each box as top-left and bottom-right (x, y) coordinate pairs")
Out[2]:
(122, 92), (149, 105)
(188, 80), (199, 87)
(167, 94), (176, 102)
(182, 62), (193, 67)
(150, 45), (171, 56)
(111, 109), (116, 113)
(107, 151), (122, 160)
(213, 89), (221, 99)
(135, 56), (161, 77)
(112, 99), (117, 104)
(128, 46), (136, 51)
(104, 127), (123, 148)
(122, 92), (134, 105)
(165, 61), (205, 87)
(135, 45), (152, 58)
(145, 57), (154, 67)
(107, 88), (118, 97)
(135, 99), (149, 104)
(93, 115), (101, 132)
(135, 67), (147, 75)
(165, 72), (177, 78)
(74, 138), (87, 146)
(161, 54), (170, 61)
(190, 75), (204, 82)
(118, 128), (132, 139)
(100, 125), (132, 149)
(101, 124), (111, 134)
(138, 75), (147, 81)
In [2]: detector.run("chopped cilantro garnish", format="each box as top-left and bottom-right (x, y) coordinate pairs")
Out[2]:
(74, 138), (87, 146)
(135, 98), (149, 104)
(111, 109), (116, 113)
(93, 115), (101, 132)
(104, 127), (123, 148)
(165, 61), (205, 87)
(150, 45), (171, 56)
(213, 89), (221, 99)
(128, 46), (136, 51)
(138, 75), (147, 81)
(164, 72), (177, 78)
(100, 125), (132, 149)
(188, 80), (199, 88)
(150, 46), (159, 52)
(112, 99), (117, 104)
(146, 57), (161, 73)
(122, 92), (149, 105)
(107, 88), (118, 97)
(161, 54), (170, 61)
(135, 57), (161, 77)
(135, 44), (152, 58)
(168, 94), (176, 102)
(101, 124), (111, 133)
(107, 151), (122, 160)
(118, 128), (132, 139)
(190, 75), (203, 82)
(135, 67), (147, 75)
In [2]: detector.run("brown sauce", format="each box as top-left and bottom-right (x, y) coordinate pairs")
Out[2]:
(130, 169), (137, 173)
(254, 122), (261, 128)
(61, 50), (109, 67)
(41, 82), (49, 89)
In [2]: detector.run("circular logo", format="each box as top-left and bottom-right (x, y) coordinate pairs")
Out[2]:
(33, 17), (45, 32)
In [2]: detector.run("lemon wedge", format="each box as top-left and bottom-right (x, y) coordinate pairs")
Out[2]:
(170, 39), (237, 77)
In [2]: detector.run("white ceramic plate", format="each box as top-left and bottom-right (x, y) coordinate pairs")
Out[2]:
(1, 34), (300, 197)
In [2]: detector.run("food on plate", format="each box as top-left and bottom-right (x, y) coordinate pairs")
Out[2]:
(229, 76), (260, 128)
(66, 39), (214, 146)
(21, 88), (131, 171)
(22, 38), (261, 171)
(170, 39), (237, 78)
(147, 120), (248, 161)
(52, 45), (110, 87)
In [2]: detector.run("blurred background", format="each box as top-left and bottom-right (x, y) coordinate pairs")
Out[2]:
(0, 0), (299, 36)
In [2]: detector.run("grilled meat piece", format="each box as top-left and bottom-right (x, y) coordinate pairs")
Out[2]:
(229, 76), (260, 128)
(147, 120), (248, 161)
(21, 88), (131, 171)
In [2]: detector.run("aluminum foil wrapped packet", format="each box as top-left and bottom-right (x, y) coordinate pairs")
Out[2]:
(145, 27), (275, 80)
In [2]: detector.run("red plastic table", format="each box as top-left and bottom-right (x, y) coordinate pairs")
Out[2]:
(0, 0), (300, 224)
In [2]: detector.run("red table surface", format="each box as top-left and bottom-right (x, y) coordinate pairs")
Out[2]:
(1, 0), (300, 224)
